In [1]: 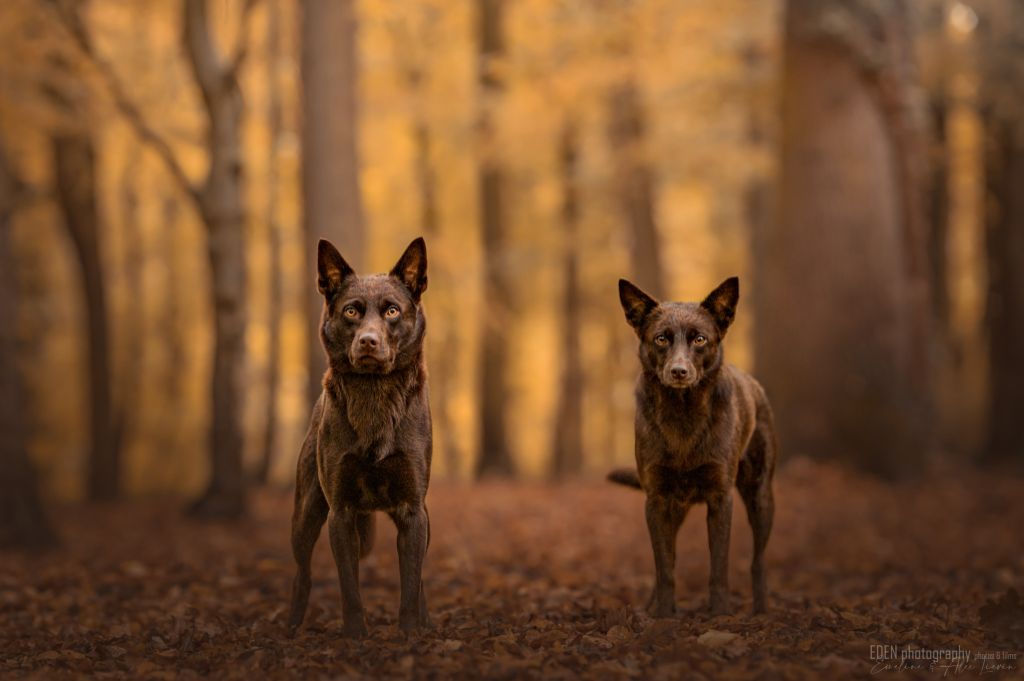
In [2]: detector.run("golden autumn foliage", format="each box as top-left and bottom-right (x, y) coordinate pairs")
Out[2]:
(0, 0), (1013, 501)
(1, 0), (780, 499)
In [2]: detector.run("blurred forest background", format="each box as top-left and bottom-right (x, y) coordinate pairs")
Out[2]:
(1, 0), (1022, 531)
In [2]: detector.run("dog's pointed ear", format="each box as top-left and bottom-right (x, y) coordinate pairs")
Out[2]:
(317, 239), (354, 298)
(701, 276), (739, 333)
(390, 237), (428, 302)
(619, 279), (658, 330)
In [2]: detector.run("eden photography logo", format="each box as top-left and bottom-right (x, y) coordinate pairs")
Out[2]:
(869, 644), (1018, 676)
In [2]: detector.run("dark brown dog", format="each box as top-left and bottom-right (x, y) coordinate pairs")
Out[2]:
(608, 277), (776, 616)
(287, 237), (432, 638)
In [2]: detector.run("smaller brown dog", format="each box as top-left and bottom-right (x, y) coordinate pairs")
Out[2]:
(609, 277), (776, 616)
(287, 238), (432, 638)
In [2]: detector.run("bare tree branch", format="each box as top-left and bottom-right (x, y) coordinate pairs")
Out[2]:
(46, 1), (199, 206)
(227, 0), (262, 79)
(182, 0), (260, 109)
(182, 0), (223, 112)
(0, 147), (52, 215)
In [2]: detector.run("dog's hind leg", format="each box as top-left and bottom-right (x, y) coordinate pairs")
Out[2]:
(287, 445), (328, 636)
(356, 512), (375, 559)
(737, 425), (775, 614)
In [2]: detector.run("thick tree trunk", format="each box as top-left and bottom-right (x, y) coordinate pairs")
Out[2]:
(159, 196), (185, 405)
(550, 123), (584, 479)
(474, 0), (515, 478)
(0, 149), (57, 549)
(184, 0), (247, 518)
(755, 0), (931, 478)
(605, 81), (664, 473)
(411, 100), (461, 476)
(928, 99), (950, 338)
(116, 151), (144, 470)
(979, 0), (1024, 466)
(607, 82), (665, 298)
(52, 134), (120, 501)
(255, 0), (283, 486)
(301, 0), (365, 408)
(55, 0), (251, 512)
(984, 123), (1024, 464)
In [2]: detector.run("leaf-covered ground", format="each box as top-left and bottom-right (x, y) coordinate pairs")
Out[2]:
(2, 458), (1023, 680)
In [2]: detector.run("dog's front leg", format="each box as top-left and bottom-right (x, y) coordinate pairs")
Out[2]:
(645, 495), (685, 617)
(706, 492), (732, 615)
(392, 503), (428, 632)
(328, 507), (368, 637)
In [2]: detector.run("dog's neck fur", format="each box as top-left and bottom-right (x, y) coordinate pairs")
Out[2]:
(323, 353), (425, 461)
(643, 350), (725, 457)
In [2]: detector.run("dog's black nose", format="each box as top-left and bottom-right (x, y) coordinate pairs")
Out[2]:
(670, 366), (689, 380)
(358, 333), (379, 350)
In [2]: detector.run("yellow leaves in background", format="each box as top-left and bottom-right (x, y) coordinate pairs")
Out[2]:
(5, 0), (782, 498)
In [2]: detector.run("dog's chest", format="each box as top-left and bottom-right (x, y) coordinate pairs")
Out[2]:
(641, 394), (737, 500)
(650, 383), (742, 465)
(647, 460), (729, 503)
(325, 450), (423, 511)
(316, 384), (427, 512)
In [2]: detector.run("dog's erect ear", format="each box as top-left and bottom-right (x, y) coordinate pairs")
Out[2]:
(317, 239), (355, 298)
(701, 276), (739, 333)
(390, 237), (428, 302)
(619, 279), (658, 330)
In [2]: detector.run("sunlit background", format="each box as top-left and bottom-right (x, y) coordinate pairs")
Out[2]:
(0, 0), (1019, 511)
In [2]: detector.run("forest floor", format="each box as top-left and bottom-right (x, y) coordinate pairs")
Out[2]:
(2, 458), (1024, 680)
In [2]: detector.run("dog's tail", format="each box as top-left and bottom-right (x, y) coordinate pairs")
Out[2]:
(607, 468), (642, 490)
(357, 513), (376, 559)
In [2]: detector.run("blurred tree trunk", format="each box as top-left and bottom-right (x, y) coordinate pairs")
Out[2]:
(607, 82), (664, 298)
(182, 0), (248, 518)
(927, 99), (950, 341)
(58, 0), (252, 515)
(0, 148), (56, 549)
(255, 0), (283, 486)
(605, 80), (663, 468)
(159, 196), (185, 404)
(983, 123), (1024, 464)
(116, 150), (144, 473)
(52, 133), (120, 501)
(756, 0), (932, 478)
(980, 1), (1024, 465)
(301, 0), (365, 408)
(603, 316), (623, 470)
(551, 122), (584, 479)
(475, 0), (515, 478)
(408, 71), (461, 477)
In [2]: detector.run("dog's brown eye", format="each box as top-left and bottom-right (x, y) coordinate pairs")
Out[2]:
(693, 335), (707, 347)
(343, 305), (359, 319)
(655, 334), (669, 346)
(384, 305), (400, 319)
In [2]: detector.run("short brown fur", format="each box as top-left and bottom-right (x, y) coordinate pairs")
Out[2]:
(287, 238), (432, 638)
(609, 277), (777, 616)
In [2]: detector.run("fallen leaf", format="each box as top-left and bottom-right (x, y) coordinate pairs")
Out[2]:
(697, 629), (740, 648)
